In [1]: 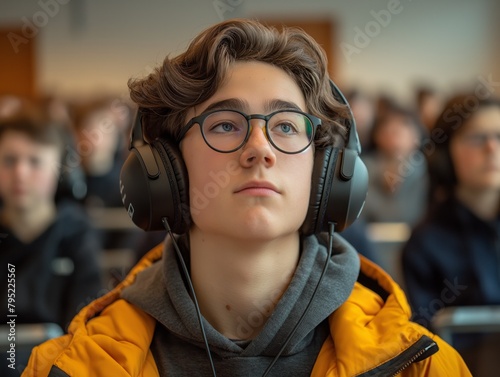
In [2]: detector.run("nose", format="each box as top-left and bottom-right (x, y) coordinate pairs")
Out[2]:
(484, 133), (500, 152)
(11, 159), (31, 182)
(239, 122), (276, 168)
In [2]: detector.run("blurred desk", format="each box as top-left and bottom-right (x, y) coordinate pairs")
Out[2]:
(432, 306), (500, 344)
(0, 322), (63, 347)
(366, 222), (411, 243)
(87, 206), (137, 231)
(87, 207), (142, 285)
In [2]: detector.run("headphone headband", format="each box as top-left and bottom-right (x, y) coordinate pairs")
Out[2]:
(328, 80), (362, 154)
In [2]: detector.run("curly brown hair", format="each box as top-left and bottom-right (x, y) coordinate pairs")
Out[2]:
(128, 18), (349, 148)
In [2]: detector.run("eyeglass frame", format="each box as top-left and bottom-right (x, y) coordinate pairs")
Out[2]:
(176, 108), (322, 154)
(456, 131), (500, 148)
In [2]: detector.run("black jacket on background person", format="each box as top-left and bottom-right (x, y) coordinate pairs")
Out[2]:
(402, 195), (500, 321)
(402, 195), (500, 374)
(0, 200), (104, 329)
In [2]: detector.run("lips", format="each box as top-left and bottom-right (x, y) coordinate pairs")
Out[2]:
(234, 181), (280, 194)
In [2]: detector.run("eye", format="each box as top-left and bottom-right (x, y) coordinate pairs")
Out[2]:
(462, 133), (486, 146)
(1, 155), (17, 168)
(203, 111), (246, 135)
(29, 156), (42, 168)
(272, 122), (298, 135)
(269, 111), (311, 137)
(209, 121), (240, 133)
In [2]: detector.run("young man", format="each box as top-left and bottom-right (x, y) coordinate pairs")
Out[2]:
(23, 19), (470, 376)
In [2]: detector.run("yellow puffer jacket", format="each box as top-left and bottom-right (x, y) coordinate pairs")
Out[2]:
(22, 244), (471, 377)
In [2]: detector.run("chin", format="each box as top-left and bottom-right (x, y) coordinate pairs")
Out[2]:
(238, 224), (301, 242)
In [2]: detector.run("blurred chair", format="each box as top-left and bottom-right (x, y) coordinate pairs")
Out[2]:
(432, 306), (500, 377)
(366, 222), (410, 288)
(431, 306), (500, 344)
(0, 323), (64, 375)
(87, 206), (138, 231)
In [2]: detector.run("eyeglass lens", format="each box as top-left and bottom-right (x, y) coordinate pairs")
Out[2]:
(461, 132), (500, 147)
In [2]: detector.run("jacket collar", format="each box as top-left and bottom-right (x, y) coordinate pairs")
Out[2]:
(312, 255), (437, 376)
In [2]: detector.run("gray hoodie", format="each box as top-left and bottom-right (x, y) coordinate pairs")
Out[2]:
(121, 233), (360, 377)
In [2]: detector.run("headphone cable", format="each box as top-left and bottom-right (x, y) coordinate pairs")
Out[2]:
(162, 217), (218, 377)
(261, 222), (335, 377)
(162, 217), (335, 377)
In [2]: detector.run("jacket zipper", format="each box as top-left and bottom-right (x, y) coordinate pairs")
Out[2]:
(355, 335), (438, 377)
(390, 340), (437, 376)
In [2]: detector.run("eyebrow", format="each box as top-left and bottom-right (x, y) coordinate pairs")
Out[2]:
(201, 98), (303, 114)
(265, 99), (303, 112)
(202, 98), (247, 113)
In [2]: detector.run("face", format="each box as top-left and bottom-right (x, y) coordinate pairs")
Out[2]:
(0, 131), (61, 211)
(420, 94), (441, 129)
(374, 114), (420, 157)
(450, 106), (500, 191)
(180, 61), (314, 241)
(77, 109), (120, 168)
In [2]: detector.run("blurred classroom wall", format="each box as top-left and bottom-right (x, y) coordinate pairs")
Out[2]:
(0, 0), (499, 103)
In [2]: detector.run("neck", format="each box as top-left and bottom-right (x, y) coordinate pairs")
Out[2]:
(1, 201), (56, 243)
(189, 228), (301, 340)
(455, 186), (500, 221)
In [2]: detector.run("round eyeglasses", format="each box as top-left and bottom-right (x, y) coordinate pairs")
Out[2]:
(177, 109), (322, 154)
(458, 132), (500, 148)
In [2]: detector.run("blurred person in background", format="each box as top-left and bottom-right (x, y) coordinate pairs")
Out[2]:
(73, 97), (142, 259)
(40, 95), (89, 204)
(346, 88), (377, 153)
(361, 105), (429, 226)
(374, 92), (397, 124)
(73, 97), (131, 208)
(0, 95), (24, 118)
(415, 85), (443, 132)
(0, 102), (103, 375)
(402, 94), (500, 376)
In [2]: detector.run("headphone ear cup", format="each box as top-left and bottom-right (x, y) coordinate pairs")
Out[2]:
(301, 145), (369, 235)
(154, 138), (190, 232)
(326, 148), (369, 232)
(301, 146), (339, 236)
(119, 138), (190, 233)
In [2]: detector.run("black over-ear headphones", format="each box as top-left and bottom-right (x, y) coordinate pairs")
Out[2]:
(119, 80), (368, 235)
